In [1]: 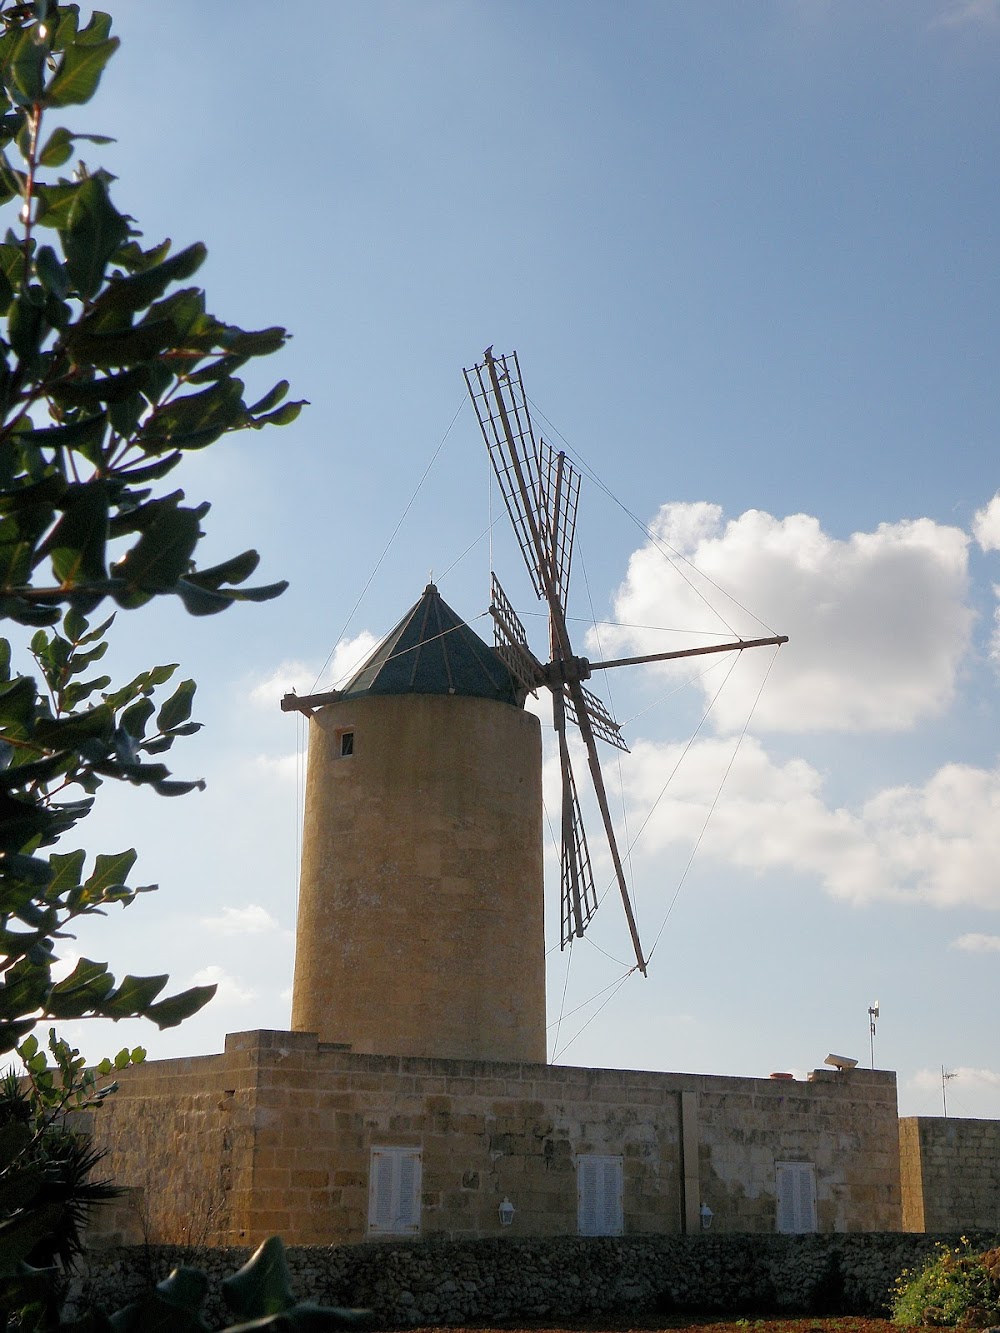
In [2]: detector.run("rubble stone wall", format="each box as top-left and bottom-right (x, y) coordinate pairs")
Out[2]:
(70, 1231), (997, 1327)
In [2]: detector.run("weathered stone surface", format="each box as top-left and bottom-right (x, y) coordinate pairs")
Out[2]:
(900, 1117), (1000, 1231)
(69, 1232), (1000, 1327)
(84, 1033), (902, 1246)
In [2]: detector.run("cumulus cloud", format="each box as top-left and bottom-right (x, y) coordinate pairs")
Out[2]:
(248, 632), (380, 709)
(620, 736), (1000, 909)
(190, 965), (257, 1005)
(987, 586), (1000, 666)
(973, 494), (1000, 552)
(952, 933), (1000, 953)
(248, 658), (319, 709)
(200, 904), (283, 935)
(599, 504), (972, 734)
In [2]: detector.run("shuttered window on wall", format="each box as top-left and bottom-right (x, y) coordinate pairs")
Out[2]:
(577, 1154), (624, 1236)
(368, 1147), (422, 1235)
(775, 1160), (817, 1234)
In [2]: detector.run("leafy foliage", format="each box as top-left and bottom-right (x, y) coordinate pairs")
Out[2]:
(104, 1236), (367, 1332)
(0, 0), (302, 1058)
(0, 0), (303, 1316)
(891, 1240), (1000, 1327)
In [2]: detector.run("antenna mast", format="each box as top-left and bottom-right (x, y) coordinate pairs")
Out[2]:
(868, 999), (879, 1069)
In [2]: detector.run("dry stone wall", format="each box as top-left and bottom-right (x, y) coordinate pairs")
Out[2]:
(70, 1232), (1000, 1327)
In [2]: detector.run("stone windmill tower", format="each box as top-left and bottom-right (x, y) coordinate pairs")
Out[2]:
(282, 582), (546, 1064)
(282, 347), (785, 1070)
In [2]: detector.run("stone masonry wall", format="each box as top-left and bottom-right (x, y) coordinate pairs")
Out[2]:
(84, 1046), (259, 1246)
(86, 1029), (901, 1248)
(71, 1232), (999, 1327)
(900, 1116), (1000, 1232)
(697, 1066), (899, 1232)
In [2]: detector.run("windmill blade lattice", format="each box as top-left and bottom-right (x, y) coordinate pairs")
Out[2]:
(466, 346), (647, 973)
(489, 574), (545, 698)
(564, 682), (629, 753)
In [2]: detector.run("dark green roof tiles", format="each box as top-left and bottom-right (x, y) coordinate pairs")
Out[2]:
(340, 583), (520, 706)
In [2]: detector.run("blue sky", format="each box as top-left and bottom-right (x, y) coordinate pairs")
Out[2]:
(32, 0), (1000, 1118)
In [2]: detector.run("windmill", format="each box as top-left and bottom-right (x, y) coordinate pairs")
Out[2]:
(464, 347), (787, 976)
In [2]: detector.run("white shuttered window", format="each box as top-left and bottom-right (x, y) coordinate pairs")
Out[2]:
(368, 1147), (422, 1235)
(577, 1154), (624, 1236)
(775, 1161), (817, 1234)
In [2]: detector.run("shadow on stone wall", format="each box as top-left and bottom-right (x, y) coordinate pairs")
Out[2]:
(68, 1231), (1000, 1328)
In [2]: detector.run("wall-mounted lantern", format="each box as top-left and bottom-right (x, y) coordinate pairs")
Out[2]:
(700, 1202), (714, 1231)
(498, 1197), (515, 1227)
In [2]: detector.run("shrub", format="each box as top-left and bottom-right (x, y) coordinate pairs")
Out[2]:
(892, 1239), (1000, 1327)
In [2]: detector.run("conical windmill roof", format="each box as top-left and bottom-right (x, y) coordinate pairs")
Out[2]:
(339, 583), (520, 706)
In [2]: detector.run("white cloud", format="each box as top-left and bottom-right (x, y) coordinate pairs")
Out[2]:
(600, 504), (972, 734)
(247, 632), (380, 710)
(988, 585), (1000, 665)
(931, 0), (1000, 29)
(621, 736), (1000, 909)
(248, 658), (320, 709)
(200, 904), (282, 935)
(973, 494), (1000, 552)
(952, 933), (1000, 953)
(190, 965), (257, 1005)
(251, 752), (299, 784)
(912, 1066), (1000, 1090)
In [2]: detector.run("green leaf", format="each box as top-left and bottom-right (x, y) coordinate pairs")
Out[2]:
(34, 242), (68, 297)
(112, 497), (203, 593)
(156, 677), (195, 732)
(60, 173), (130, 299)
(185, 549), (259, 591)
(47, 848), (86, 894)
(248, 380), (289, 416)
(150, 776), (205, 797)
(65, 315), (176, 368)
(92, 240), (206, 317)
(100, 972), (168, 1019)
(0, 676), (36, 727)
(36, 480), (110, 585)
(144, 983), (215, 1029)
(119, 696), (153, 738)
(223, 1236), (295, 1319)
(226, 326), (287, 357)
(39, 126), (114, 167)
(253, 400), (305, 429)
(140, 377), (245, 451)
(173, 580), (231, 615)
(7, 289), (47, 365)
(33, 701), (113, 748)
(4, 27), (46, 104)
(45, 35), (120, 108)
(49, 365), (149, 409)
(80, 848), (137, 901)
(47, 956), (115, 1016)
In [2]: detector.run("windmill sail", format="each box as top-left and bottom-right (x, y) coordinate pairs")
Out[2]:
(489, 573), (545, 697)
(466, 346), (647, 973)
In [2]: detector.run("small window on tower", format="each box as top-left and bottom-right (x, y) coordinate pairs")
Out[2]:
(339, 729), (354, 757)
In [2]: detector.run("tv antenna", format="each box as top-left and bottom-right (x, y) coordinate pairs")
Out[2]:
(942, 1065), (957, 1118)
(868, 999), (879, 1069)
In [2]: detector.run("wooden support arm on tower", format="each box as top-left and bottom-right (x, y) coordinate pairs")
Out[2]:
(281, 689), (343, 716)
